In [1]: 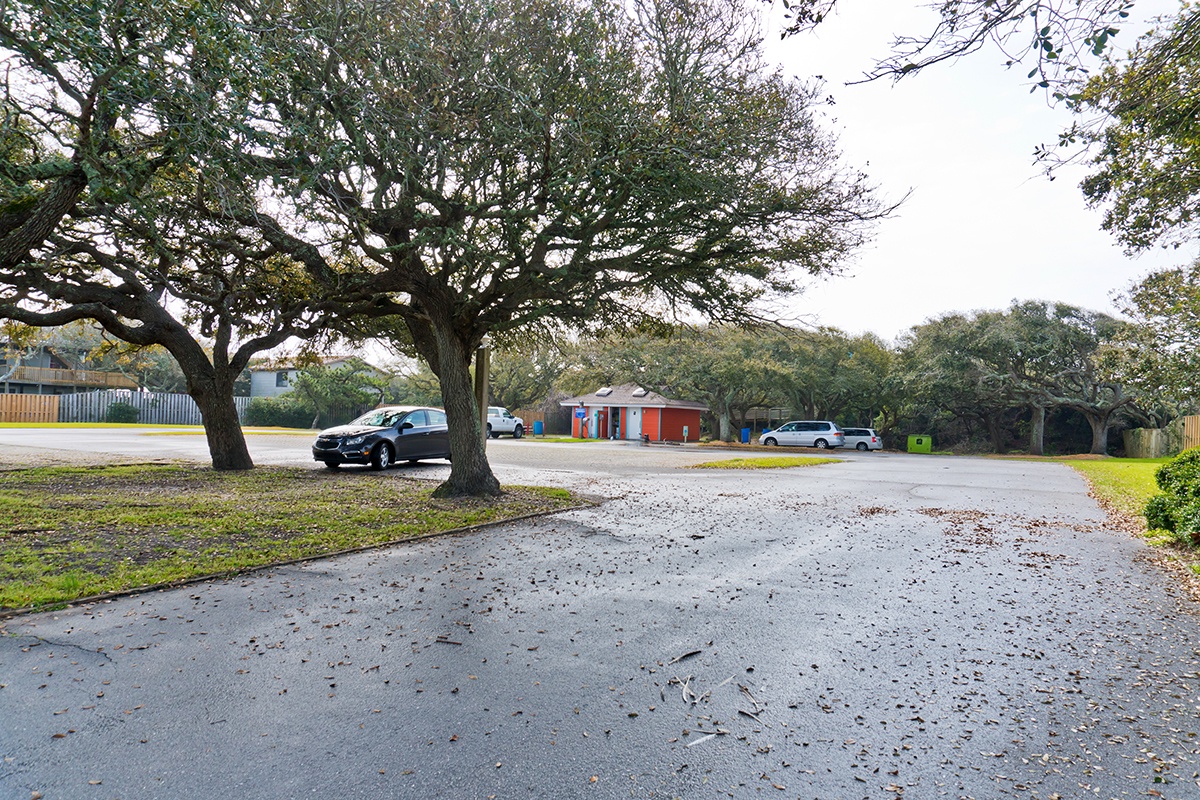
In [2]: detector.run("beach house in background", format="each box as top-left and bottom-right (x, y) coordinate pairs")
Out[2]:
(248, 356), (365, 398)
(560, 384), (707, 442)
(0, 343), (138, 395)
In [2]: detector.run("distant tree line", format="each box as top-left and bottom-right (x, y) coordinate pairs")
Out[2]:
(378, 263), (1195, 455)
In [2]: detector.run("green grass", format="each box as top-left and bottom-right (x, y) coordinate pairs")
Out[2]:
(687, 456), (841, 470)
(1065, 458), (1166, 519)
(0, 464), (579, 612)
(1065, 457), (1200, 582)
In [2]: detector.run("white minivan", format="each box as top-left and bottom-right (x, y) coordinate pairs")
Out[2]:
(759, 420), (845, 449)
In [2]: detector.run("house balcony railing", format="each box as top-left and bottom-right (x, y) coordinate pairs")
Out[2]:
(2, 365), (139, 390)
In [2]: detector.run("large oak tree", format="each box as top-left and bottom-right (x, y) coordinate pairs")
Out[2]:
(896, 301), (1136, 455)
(227, 0), (888, 495)
(0, 0), (358, 469)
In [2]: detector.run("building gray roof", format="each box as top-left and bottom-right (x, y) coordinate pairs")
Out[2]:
(559, 383), (708, 411)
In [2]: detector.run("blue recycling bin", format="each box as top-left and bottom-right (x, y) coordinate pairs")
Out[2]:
(741, 428), (750, 444)
(532, 420), (544, 436)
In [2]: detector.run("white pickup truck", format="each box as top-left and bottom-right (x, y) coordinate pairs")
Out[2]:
(486, 406), (525, 439)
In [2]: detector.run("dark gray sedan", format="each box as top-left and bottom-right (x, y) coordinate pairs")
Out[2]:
(312, 405), (451, 469)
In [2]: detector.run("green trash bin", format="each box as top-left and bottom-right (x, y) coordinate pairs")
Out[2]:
(907, 435), (932, 454)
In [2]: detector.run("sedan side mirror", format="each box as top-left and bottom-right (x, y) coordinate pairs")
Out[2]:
(400, 422), (415, 431)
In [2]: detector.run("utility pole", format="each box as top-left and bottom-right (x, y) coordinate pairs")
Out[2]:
(474, 336), (490, 447)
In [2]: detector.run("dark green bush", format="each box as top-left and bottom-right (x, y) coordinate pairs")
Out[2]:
(104, 401), (140, 424)
(243, 397), (314, 429)
(1148, 448), (1200, 546)
(1144, 493), (1179, 533)
(1176, 499), (1200, 547)
(1155, 448), (1200, 500)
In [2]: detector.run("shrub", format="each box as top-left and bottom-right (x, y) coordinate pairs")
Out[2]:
(1144, 493), (1179, 533)
(1155, 448), (1200, 501)
(243, 397), (314, 429)
(104, 401), (140, 424)
(1176, 499), (1200, 547)
(1148, 448), (1200, 546)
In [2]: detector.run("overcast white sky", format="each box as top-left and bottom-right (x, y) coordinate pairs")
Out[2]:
(759, 0), (1195, 343)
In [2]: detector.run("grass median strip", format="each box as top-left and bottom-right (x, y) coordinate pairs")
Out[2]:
(0, 464), (579, 613)
(1064, 457), (1200, 583)
(687, 456), (841, 470)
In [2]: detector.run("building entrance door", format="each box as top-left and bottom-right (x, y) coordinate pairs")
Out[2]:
(627, 407), (642, 440)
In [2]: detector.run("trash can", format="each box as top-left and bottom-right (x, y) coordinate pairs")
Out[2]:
(907, 434), (932, 454)
(741, 428), (751, 444)
(532, 420), (544, 436)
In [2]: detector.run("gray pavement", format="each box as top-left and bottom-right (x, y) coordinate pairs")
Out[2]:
(2, 433), (1199, 799)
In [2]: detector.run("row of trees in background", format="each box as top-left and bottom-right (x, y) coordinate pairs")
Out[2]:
(11, 254), (1195, 458)
(382, 261), (1191, 456)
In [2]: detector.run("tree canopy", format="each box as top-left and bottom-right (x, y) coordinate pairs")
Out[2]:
(1108, 262), (1200, 418)
(1070, 5), (1200, 250)
(779, 0), (1139, 87)
(894, 301), (1137, 454)
(218, 0), (888, 493)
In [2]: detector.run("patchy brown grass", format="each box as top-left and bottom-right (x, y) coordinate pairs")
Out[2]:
(0, 464), (581, 613)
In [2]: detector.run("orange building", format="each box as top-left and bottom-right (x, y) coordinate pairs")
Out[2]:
(560, 384), (708, 442)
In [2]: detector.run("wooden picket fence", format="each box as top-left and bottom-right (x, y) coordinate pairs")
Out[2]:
(0, 394), (60, 423)
(57, 390), (252, 425)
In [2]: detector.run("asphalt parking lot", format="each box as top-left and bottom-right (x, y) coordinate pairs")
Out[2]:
(2, 430), (1199, 799)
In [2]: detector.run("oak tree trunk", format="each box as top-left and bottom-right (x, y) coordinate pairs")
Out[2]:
(718, 408), (732, 442)
(1085, 412), (1111, 455)
(165, 329), (254, 471)
(426, 316), (501, 498)
(1028, 404), (1045, 456)
(986, 415), (1006, 454)
(188, 372), (254, 470)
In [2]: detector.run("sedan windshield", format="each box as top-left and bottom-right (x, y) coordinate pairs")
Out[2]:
(352, 409), (405, 427)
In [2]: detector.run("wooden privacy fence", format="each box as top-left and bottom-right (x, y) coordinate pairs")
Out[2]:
(510, 407), (574, 435)
(57, 390), (253, 426)
(0, 394), (59, 423)
(1123, 415), (1200, 459)
(1187, 416), (1200, 451)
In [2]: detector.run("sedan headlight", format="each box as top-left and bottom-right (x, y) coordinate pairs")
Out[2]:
(345, 435), (368, 446)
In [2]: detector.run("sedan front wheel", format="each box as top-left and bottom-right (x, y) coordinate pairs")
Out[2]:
(371, 443), (393, 470)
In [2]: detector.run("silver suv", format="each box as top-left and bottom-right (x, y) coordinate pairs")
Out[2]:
(842, 427), (882, 451)
(759, 420), (845, 449)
